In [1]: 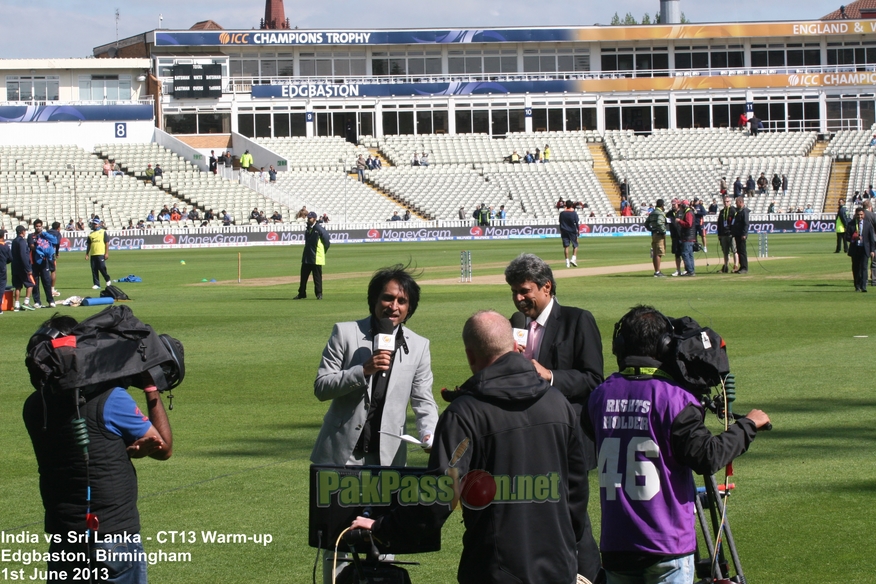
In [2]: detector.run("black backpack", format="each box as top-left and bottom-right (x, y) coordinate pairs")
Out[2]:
(100, 285), (130, 301)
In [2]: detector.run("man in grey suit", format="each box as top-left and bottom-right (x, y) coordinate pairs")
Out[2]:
(311, 264), (439, 467)
(505, 253), (604, 584)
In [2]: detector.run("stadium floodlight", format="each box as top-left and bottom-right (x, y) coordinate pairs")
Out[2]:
(66, 164), (78, 223)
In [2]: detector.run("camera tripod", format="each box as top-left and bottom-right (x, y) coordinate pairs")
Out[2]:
(694, 471), (746, 584)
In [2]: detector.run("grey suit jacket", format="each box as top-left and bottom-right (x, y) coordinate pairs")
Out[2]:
(310, 317), (439, 467)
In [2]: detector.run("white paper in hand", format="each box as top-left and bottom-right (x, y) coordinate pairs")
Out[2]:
(379, 430), (428, 447)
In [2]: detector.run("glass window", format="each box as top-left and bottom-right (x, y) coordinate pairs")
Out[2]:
(291, 113), (306, 136)
(456, 110), (472, 133)
(237, 113), (254, 137)
(199, 113), (230, 134)
(166, 114), (197, 134)
(751, 51), (768, 68)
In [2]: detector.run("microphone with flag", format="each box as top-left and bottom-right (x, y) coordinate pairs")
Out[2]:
(373, 318), (395, 377)
(510, 311), (528, 350)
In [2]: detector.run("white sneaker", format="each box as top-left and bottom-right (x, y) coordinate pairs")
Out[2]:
(566, 260), (570, 268)
(106, 280), (112, 286)
(671, 271), (680, 277)
(49, 302), (56, 308)
(33, 303), (42, 309)
(570, 256), (578, 267)
(92, 285), (100, 290)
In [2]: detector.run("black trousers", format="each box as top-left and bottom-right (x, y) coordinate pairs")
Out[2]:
(577, 469), (603, 582)
(836, 232), (848, 253)
(299, 263), (323, 297)
(851, 247), (869, 290)
(32, 264), (52, 305)
(90, 255), (111, 286)
(734, 235), (748, 270)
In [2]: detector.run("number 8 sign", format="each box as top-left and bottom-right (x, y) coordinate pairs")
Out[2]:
(115, 123), (127, 138)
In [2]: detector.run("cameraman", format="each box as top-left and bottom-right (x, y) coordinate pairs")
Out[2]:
(582, 306), (769, 584)
(23, 315), (173, 583)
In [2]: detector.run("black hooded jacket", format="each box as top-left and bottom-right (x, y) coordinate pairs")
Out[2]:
(374, 351), (588, 583)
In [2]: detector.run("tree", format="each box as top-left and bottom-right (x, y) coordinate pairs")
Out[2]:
(623, 12), (637, 25)
(642, 13), (652, 25)
(681, 12), (689, 23)
(611, 12), (621, 25)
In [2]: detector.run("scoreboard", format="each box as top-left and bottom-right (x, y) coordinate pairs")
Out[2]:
(172, 64), (222, 98)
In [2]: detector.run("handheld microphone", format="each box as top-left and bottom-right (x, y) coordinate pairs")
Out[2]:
(510, 311), (528, 349)
(373, 318), (395, 377)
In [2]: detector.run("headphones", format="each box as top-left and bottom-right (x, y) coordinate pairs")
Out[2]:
(611, 308), (675, 361)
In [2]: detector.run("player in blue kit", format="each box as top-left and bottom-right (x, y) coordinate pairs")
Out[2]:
(583, 306), (770, 584)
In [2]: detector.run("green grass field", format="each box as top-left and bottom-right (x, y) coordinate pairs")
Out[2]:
(1, 233), (874, 583)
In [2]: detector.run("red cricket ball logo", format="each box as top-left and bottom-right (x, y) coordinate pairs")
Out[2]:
(794, 220), (808, 231)
(460, 469), (497, 510)
(579, 224), (591, 234)
(470, 227), (483, 236)
(266, 232), (278, 241)
(59, 238), (70, 250)
(367, 229), (380, 239)
(163, 234), (177, 244)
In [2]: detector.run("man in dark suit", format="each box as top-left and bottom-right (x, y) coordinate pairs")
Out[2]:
(504, 253), (604, 583)
(847, 207), (876, 292)
(732, 196), (751, 274)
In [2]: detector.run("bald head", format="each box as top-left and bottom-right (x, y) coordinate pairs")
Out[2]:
(463, 310), (515, 374)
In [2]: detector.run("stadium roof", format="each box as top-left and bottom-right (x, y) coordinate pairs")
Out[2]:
(822, 0), (876, 19)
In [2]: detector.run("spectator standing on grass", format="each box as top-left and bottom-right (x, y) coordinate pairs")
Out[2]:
(836, 199), (851, 254)
(718, 195), (738, 273)
(294, 212), (330, 300)
(693, 198), (708, 253)
(85, 219), (111, 290)
(847, 207), (876, 292)
(732, 196), (750, 274)
(47, 221), (62, 299)
(28, 220), (56, 309)
(559, 199), (580, 268)
(11, 225), (35, 311)
(312, 265), (438, 583)
(676, 200), (696, 277)
(503, 253), (605, 583)
(584, 305), (770, 584)
(645, 199), (667, 278)
(0, 229), (10, 315)
(23, 314), (173, 584)
(350, 310), (585, 584)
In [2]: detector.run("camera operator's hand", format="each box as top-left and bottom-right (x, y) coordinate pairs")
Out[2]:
(745, 409), (771, 429)
(127, 434), (166, 459)
(350, 517), (375, 531)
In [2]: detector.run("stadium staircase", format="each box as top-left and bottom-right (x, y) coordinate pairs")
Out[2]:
(808, 139), (828, 158)
(825, 159), (851, 211)
(588, 143), (621, 210)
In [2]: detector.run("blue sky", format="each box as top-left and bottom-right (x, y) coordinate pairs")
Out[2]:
(1, 1), (843, 59)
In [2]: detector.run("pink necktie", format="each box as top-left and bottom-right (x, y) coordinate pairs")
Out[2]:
(524, 320), (542, 360)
